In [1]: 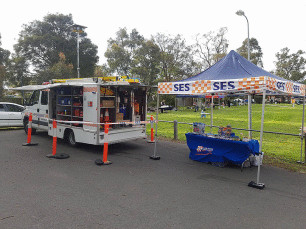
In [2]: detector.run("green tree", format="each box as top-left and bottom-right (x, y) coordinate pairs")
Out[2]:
(105, 29), (198, 84)
(131, 40), (161, 85)
(0, 34), (10, 98)
(194, 27), (229, 70)
(14, 13), (98, 81)
(105, 28), (144, 75)
(35, 52), (74, 84)
(7, 54), (31, 87)
(153, 33), (198, 82)
(94, 64), (112, 77)
(237, 37), (263, 67)
(274, 47), (306, 82)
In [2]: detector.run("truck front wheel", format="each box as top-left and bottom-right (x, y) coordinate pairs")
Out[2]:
(24, 118), (36, 135)
(65, 129), (77, 146)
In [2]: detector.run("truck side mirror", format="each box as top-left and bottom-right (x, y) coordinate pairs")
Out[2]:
(24, 99), (30, 106)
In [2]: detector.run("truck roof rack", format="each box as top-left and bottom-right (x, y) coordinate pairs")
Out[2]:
(51, 76), (140, 84)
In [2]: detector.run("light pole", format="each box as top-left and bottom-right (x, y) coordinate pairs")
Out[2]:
(236, 10), (250, 60)
(236, 10), (252, 139)
(72, 24), (87, 78)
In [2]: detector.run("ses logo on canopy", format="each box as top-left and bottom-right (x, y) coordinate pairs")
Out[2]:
(276, 81), (301, 94)
(173, 81), (235, 92)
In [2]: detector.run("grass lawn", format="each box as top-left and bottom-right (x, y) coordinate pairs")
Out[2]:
(147, 103), (306, 172)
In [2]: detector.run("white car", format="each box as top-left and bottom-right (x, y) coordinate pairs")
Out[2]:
(0, 102), (25, 127)
(233, 98), (245, 105)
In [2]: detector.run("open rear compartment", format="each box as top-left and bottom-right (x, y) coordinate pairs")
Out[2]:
(99, 85), (147, 130)
(49, 85), (84, 128)
(133, 86), (147, 122)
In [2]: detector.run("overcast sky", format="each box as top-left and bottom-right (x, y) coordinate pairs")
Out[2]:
(1, 0), (305, 72)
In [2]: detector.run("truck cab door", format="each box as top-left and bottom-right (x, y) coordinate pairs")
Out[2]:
(37, 90), (49, 130)
(27, 90), (40, 128)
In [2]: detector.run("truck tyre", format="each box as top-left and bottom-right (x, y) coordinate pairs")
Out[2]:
(24, 118), (36, 135)
(66, 129), (77, 146)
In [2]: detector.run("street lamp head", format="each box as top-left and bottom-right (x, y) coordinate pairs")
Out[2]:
(236, 10), (245, 16)
(235, 9), (250, 61)
(72, 24), (87, 33)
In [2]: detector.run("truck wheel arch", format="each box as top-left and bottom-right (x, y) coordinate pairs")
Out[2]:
(64, 129), (77, 146)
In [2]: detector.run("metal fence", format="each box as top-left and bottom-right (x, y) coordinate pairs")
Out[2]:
(157, 120), (301, 140)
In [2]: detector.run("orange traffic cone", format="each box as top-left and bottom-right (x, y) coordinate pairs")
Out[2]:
(104, 108), (110, 122)
(22, 113), (38, 146)
(104, 108), (111, 128)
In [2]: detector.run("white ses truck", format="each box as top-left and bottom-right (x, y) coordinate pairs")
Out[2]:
(16, 77), (148, 146)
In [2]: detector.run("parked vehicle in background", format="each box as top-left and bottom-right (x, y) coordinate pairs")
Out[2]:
(233, 98), (244, 105)
(0, 102), (25, 127)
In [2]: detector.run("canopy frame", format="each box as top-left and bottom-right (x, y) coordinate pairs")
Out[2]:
(157, 74), (305, 189)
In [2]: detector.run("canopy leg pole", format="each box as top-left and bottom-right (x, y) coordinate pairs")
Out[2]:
(298, 96), (305, 163)
(248, 90), (266, 189)
(150, 93), (160, 160)
(248, 94), (252, 139)
(210, 97), (213, 133)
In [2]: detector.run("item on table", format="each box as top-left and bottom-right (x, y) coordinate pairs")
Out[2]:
(193, 123), (205, 135)
(225, 125), (232, 138)
(218, 126), (224, 136)
(193, 123), (200, 134)
(199, 123), (205, 135)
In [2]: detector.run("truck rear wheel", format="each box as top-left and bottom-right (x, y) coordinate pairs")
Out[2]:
(66, 129), (77, 146)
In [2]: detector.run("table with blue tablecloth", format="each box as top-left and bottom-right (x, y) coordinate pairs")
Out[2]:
(185, 133), (259, 165)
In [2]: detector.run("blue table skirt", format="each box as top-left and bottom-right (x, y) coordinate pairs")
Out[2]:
(186, 133), (259, 165)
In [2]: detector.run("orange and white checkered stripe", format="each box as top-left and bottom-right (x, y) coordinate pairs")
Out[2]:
(84, 87), (98, 93)
(237, 77), (265, 91)
(300, 84), (306, 96)
(158, 82), (173, 94)
(285, 81), (293, 95)
(191, 80), (211, 94)
(266, 77), (277, 91)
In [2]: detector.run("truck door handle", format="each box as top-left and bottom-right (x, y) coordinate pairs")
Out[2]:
(37, 109), (39, 112)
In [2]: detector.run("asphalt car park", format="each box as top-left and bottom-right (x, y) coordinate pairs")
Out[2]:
(0, 129), (305, 229)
